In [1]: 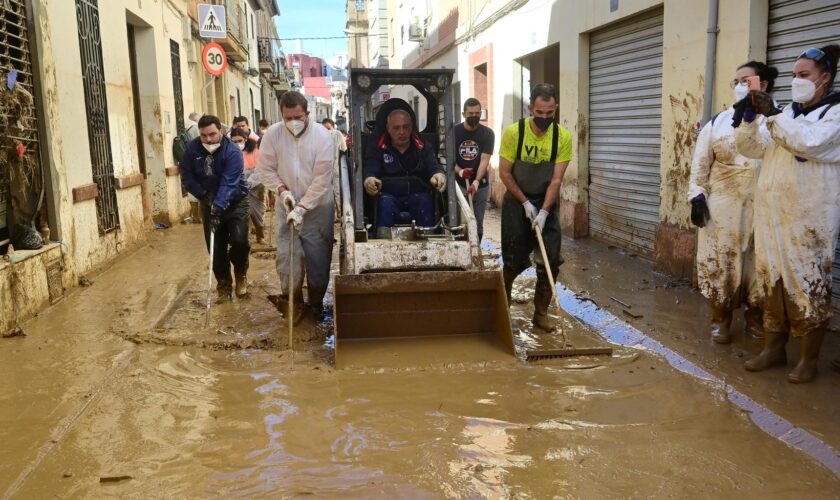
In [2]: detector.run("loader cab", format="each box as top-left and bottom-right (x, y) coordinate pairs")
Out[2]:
(345, 69), (458, 240)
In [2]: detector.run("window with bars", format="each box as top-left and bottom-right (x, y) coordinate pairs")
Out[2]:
(170, 40), (185, 135)
(75, 0), (120, 233)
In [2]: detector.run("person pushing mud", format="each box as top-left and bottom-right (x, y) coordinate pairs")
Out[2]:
(499, 83), (572, 332)
(179, 114), (251, 300)
(257, 91), (335, 324)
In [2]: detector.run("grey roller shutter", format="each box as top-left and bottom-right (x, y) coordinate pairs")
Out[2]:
(588, 8), (663, 256)
(767, 0), (840, 311)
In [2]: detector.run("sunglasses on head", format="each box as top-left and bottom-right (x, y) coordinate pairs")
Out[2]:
(797, 47), (832, 71)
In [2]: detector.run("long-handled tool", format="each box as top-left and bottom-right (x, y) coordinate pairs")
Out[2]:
(288, 222), (295, 351)
(204, 230), (215, 328)
(530, 225), (613, 359)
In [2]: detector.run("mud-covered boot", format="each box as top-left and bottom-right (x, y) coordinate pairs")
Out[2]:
(744, 331), (788, 372)
(503, 267), (517, 305)
(532, 272), (555, 333)
(254, 224), (265, 245)
(216, 280), (233, 303)
(266, 294), (306, 325)
(788, 328), (826, 384)
(235, 274), (248, 298)
(744, 305), (764, 339)
(710, 305), (733, 344)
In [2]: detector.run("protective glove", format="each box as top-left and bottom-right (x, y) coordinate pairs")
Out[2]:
(522, 200), (538, 223)
(286, 206), (305, 230)
(731, 95), (754, 128)
(364, 176), (382, 196)
(690, 194), (710, 228)
(459, 168), (473, 180)
(209, 205), (222, 233)
(280, 190), (296, 213)
(467, 181), (478, 197)
(431, 173), (447, 192)
(750, 90), (781, 117)
(533, 209), (549, 231)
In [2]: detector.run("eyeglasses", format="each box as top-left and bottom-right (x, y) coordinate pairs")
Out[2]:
(729, 78), (752, 89)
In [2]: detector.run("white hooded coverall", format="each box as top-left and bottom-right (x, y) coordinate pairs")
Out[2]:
(688, 107), (760, 309)
(256, 122), (335, 305)
(735, 101), (840, 334)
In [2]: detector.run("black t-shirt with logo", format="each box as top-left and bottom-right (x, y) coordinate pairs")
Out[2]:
(454, 122), (495, 188)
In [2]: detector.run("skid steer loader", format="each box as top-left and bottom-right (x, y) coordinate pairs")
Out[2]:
(333, 68), (515, 369)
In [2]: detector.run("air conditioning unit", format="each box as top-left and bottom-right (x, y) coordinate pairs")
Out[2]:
(408, 18), (425, 41)
(247, 68), (259, 77)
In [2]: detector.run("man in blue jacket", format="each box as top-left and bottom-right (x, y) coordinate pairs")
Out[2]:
(363, 108), (446, 232)
(179, 114), (250, 300)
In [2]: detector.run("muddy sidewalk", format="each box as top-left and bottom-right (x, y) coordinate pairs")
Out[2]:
(1, 217), (839, 497)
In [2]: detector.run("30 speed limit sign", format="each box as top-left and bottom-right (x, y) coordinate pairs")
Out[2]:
(202, 42), (227, 76)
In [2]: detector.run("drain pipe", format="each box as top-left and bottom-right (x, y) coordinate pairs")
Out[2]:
(701, 0), (720, 124)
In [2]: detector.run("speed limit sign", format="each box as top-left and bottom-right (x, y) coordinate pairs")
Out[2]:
(202, 42), (227, 76)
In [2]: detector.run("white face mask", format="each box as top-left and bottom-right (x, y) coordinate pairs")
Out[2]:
(733, 82), (749, 102)
(285, 119), (306, 136)
(203, 142), (221, 154)
(791, 77), (821, 104)
(236, 142), (245, 151)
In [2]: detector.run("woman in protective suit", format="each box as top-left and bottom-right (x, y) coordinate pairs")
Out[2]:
(735, 44), (840, 383)
(688, 61), (778, 344)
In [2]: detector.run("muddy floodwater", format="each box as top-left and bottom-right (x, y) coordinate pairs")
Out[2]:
(1, 219), (839, 498)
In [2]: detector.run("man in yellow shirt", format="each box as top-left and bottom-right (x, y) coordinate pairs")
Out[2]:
(499, 83), (572, 332)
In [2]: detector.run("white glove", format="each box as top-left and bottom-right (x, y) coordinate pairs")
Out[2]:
(533, 209), (549, 231)
(286, 206), (305, 230)
(364, 176), (382, 195)
(280, 190), (296, 213)
(431, 172), (447, 192)
(522, 200), (538, 222)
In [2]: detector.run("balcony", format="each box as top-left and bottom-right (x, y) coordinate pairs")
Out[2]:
(217, 0), (248, 62)
(258, 38), (274, 74)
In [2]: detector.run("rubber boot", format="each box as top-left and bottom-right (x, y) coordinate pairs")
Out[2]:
(254, 224), (265, 245)
(532, 272), (555, 333)
(216, 280), (233, 303)
(710, 305), (734, 344)
(503, 267), (517, 305)
(266, 293), (306, 325)
(787, 327), (826, 384)
(743, 305), (764, 339)
(744, 331), (788, 372)
(235, 274), (248, 298)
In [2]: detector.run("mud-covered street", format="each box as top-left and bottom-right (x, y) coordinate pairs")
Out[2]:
(1, 209), (838, 498)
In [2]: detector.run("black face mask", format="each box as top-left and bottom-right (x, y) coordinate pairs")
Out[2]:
(465, 116), (480, 127)
(533, 116), (554, 131)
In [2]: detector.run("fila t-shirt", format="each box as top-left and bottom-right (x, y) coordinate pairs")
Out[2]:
(454, 123), (495, 188)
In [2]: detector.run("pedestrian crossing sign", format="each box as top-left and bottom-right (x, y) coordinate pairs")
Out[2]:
(198, 4), (226, 39)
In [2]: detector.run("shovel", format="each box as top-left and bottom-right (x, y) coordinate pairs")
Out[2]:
(204, 229), (215, 327)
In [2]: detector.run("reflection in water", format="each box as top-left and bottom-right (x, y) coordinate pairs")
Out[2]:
(448, 417), (531, 498)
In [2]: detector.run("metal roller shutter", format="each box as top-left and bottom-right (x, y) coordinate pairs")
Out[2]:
(588, 8), (664, 256)
(767, 0), (840, 311)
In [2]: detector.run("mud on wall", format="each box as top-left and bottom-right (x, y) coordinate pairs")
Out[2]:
(30, 0), (196, 281)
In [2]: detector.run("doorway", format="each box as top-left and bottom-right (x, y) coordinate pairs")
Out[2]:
(127, 24), (152, 225)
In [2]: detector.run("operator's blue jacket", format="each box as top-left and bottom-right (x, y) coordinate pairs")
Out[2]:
(363, 133), (443, 198)
(179, 136), (248, 211)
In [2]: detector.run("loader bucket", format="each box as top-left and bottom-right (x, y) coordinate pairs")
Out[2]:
(333, 270), (516, 369)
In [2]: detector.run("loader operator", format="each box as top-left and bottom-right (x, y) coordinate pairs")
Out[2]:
(363, 108), (446, 232)
(499, 83), (572, 332)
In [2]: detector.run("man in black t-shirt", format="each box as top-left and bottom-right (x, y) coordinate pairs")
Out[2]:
(454, 98), (495, 241)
